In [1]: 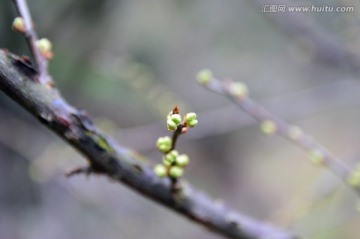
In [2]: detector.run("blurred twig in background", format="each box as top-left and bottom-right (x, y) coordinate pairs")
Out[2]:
(200, 72), (360, 196)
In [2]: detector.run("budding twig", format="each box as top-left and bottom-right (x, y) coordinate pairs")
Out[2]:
(12, 0), (51, 84)
(198, 69), (360, 196)
(154, 107), (198, 192)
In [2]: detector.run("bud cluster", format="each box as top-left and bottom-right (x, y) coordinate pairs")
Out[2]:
(154, 149), (190, 178)
(154, 107), (198, 179)
(166, 111), (198, 131)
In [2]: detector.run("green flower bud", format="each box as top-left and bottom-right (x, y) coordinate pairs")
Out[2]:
(162, 157), (172, 166)
(169, 150), (179, 157)
(165, 150), (179, 163)
(187, 119), (198, 127)
(36, 38), (53, 59)
(260, 120), (277, 135)
(157, 136), (171, 146)
(12, 17), (25, 33)
(169, 166), (184, 178)
(36, 38), (52, 52)
(154, 164), (167, 177)
(197, 69), (213, 85)
(175, 154), (190, 167)
(229, 82), (248, 99)
(185, 112), (197, 122)
(156, 136), (172, 153)
(167, 118), (177, 131)
(163, 150), (178, 165)
(158, 145), (167, 152)
(308, 149), (324, 165)
(170, 114), (182, 124)
(185, 112), (198, 127)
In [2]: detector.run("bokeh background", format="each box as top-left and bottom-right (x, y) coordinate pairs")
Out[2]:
(1, 0), (360, 238)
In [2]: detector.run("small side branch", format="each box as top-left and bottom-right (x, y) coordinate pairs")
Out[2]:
(200, 74), (360, 196)
(12, 0), (50, 84)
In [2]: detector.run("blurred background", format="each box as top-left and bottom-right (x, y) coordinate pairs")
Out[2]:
(1, 0), (360, 238)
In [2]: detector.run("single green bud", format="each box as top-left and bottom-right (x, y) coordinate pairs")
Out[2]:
(162, 157), (172, 166)
(156, 136), (172, 153)
(156, 136), (171, 146)
(308, 149), (324, 165)
(185, 112), (198, 127)
(36, 38), (53, 59)
(229, 82), (248, 99)
(185, 112), (197, 122)
(197, 69), (213, 85)
(154, 164), (167, 177)
(165, 150), (179, 162)
(36, 38), (52, 52)
(167, 118), (177, 131)
(170, 114), (182, 124)
(158, 145), (166, 152)
(169, 166), (184, 178)
(175, 154), (190, 167)
(12, 17), (25, 33)
(163, 150), (179, 165)
(260, 120), (277, 135)
(187, 119), (198, 127)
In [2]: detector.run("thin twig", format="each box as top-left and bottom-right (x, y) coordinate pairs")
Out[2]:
(166, 110), (186, 193)
(169, 126), (182, 191)
(12, 0), (50, 84)
(201, 76), (360, 196)
(169, 125), (183, 152)
(0, 50), (298, 239)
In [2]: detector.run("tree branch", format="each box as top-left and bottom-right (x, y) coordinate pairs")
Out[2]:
(200, 75), (360, 196)
(0, 49), (298, 239)
(13, 0), (51, 84)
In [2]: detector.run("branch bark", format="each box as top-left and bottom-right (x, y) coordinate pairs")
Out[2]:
(0, 49), (298, 239)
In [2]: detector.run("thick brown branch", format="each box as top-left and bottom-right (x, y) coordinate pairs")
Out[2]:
(0, 50), (298, 239)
